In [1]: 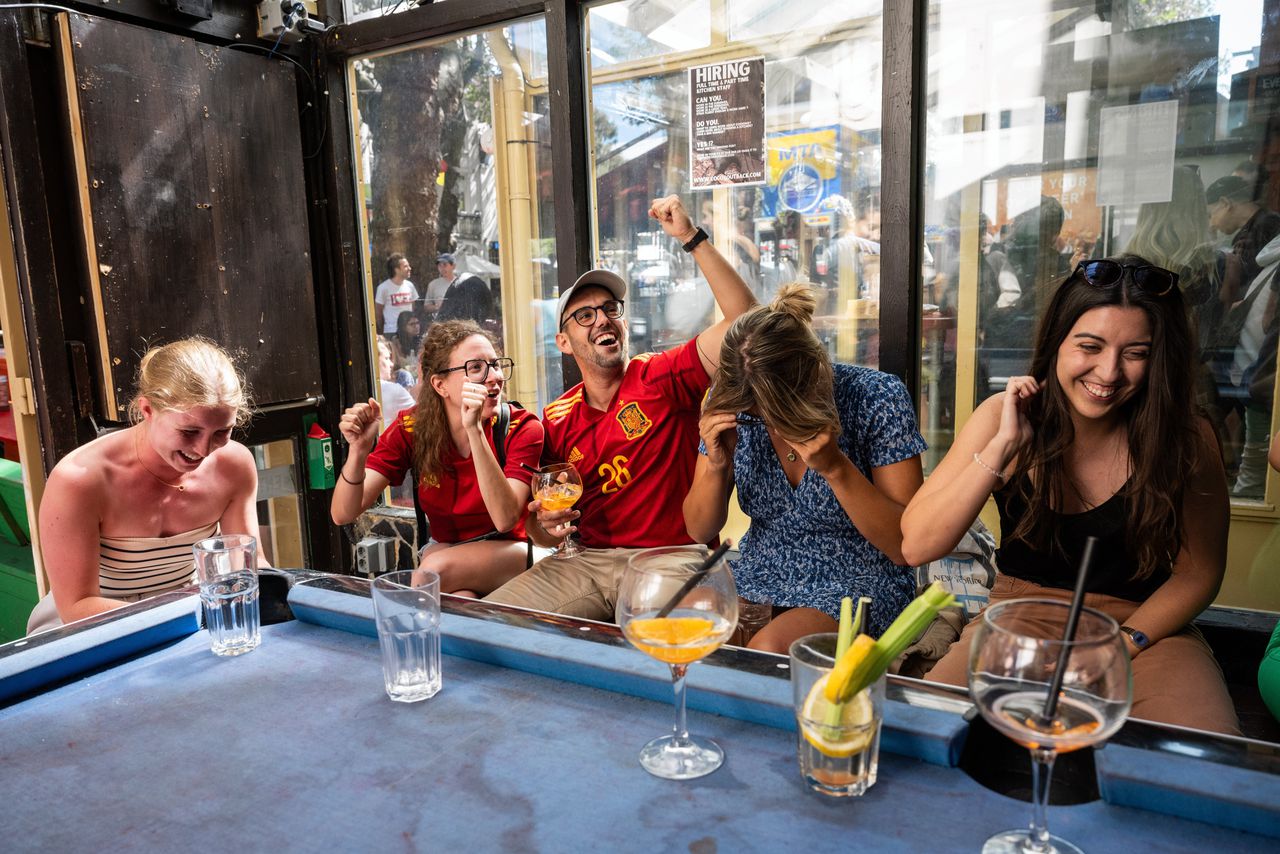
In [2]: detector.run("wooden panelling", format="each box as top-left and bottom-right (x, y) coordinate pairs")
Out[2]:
(58, 13), (321, 417)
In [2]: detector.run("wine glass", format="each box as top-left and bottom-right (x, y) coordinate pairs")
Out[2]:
(616, 545), (738, 780)
(969, 598), (1132, 854)
(531, 463), (584, 558)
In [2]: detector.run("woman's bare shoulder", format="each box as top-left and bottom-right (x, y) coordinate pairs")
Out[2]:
(211, 440), (258, 486)
(43, 431), (133, 516)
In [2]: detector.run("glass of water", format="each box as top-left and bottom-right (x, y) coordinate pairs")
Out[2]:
(193, 534), (260, 657)
(370, 570), (442, 702)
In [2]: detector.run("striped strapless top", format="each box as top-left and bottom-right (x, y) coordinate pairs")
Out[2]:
(98, 522), (219, 601)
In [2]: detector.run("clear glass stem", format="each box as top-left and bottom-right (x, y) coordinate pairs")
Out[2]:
(1026, 747), (1057, 852)
(669, 663), (691, 747)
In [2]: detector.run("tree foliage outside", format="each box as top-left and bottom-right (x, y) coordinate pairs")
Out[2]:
(358, 36), (490, 282)
(1126, 0), (1217, 29)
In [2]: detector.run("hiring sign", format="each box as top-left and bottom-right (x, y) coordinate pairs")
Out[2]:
(689, 58), (766, 190)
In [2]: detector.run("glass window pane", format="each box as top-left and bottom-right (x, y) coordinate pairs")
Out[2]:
(727, 0), (879, 40)
(349, 18), (557, 505)
(252, 440), (307, 567)
(921, 0), (1280, 612)
(588, 0), (712, 69)
(586, 0), (884, 371)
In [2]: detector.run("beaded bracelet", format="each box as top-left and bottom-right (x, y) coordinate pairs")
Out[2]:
(972, 452), (1007, 482)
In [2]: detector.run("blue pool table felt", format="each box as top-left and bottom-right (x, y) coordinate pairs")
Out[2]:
(0, 617), (1271, 853)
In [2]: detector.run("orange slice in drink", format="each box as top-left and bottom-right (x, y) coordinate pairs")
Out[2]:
(627, 616), (720, 664)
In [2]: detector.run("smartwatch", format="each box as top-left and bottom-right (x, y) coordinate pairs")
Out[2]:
(682, 226), (710, 253)
(1119, 625), (1150, 651)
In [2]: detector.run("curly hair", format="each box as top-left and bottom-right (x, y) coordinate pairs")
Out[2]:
(410, 320), (495, 484)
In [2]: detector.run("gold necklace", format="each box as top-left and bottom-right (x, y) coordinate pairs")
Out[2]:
(136, 432), (186, 491)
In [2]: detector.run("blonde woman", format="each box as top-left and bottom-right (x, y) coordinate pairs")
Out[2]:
(29, 338), (260, 633)
(332, 320), (543, 597)
(684, 285), (926, 654)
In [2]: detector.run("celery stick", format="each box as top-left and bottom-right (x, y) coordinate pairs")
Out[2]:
(850, 596), (871, 637)
(823, 634), (875, 725)
(843, 582), (957, 698)
(835, 597), (853, 662)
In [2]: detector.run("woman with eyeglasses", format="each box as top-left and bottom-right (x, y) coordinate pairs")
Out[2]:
(902, 255), (1240, 735)
(683, 284), (926, 655)
(332, 320), (544, 597)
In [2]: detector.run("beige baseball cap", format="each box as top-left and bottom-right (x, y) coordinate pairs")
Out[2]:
(556, 269), (627, 326)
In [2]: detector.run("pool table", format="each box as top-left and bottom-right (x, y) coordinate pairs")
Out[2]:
(1, 571), (1277, 852)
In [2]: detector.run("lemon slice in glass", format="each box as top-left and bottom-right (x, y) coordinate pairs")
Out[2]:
(800, 673), (875, 757)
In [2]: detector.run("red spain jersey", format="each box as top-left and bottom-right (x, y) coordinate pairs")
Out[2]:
(541, 339), (709, 549)
(365, 406), (545, 543)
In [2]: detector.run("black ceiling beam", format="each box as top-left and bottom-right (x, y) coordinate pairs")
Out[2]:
(25, 0), (263, 46)
(327, 0), (544, 58)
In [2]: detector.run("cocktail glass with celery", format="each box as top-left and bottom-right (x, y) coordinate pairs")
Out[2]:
(791, 586), (957, 796)
(616, 545), (737, 780)
(531, 463), (583, 558)
(969, 599), (1131, 854)
(790, 633), (884, 796)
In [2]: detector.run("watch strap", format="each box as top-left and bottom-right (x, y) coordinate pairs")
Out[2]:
(1119, 625), (1150, 650)
(682, 226), (709, 253)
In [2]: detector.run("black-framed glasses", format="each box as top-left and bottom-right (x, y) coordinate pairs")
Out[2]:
(561, 299), (625, 329)
(1074, 259), (1178, 297)
(735, 413), (765, 426)
(436, 357), (515, 382)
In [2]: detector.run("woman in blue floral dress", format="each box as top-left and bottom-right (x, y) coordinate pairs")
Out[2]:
(684, 285), (926, 654)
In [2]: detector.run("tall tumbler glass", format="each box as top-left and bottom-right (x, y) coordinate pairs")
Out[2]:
(790, 633), (884, 797)
(193, 534), (260, 656)
(370, 570), (442, 702)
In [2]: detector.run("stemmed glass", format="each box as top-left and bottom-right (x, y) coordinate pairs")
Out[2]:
(531, 462), (584, 558)
(969, 598), (1132, 854)
(616, 545), (738, 779)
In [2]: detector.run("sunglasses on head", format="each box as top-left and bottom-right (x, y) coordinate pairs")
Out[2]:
(1074, 259), (1178, 296)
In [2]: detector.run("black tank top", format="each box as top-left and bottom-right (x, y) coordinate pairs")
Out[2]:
(993, 476), (1171, 602)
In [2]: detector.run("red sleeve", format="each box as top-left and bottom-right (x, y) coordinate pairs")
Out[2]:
(500, 410), (545, 481)
(638, 338), (710, 412)
(364, 410), (415, 486)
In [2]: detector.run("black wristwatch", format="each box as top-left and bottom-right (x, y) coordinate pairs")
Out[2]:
(682, 227), (709, 253)
(1119, 625), (1150, 651)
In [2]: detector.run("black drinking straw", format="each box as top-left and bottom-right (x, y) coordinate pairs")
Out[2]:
(1042, 535), (1097, 722)
(654, 541), (732, 619)
(519, 462), (541, 476)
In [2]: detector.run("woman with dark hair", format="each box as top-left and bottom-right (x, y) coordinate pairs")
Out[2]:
(684, 284), (926, 654)
(332, 321), (544, 597)
(389, 311), (424, 388)
(902, 255), (1239, 734)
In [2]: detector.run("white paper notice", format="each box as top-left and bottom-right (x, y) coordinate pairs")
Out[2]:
(1096, 100), (1178, 207)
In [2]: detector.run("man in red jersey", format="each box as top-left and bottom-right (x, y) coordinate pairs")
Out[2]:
(485, 195), (756, 619)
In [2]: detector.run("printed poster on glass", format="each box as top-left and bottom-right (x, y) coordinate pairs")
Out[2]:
(689, 58), (766, 190)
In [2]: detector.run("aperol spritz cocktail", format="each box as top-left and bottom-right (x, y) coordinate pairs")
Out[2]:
(969, 598), (1131, 854)
(616, 545), (737, 780)
(531, 463), (584, 558)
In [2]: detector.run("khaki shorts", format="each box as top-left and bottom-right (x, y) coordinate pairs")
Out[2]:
(482, 547), (655, 621)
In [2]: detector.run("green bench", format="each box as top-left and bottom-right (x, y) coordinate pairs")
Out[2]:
(0, 458), (36, 643)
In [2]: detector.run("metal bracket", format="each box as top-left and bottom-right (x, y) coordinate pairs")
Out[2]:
(167, 0), (213, 21)
(10, 376), (35, 417)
